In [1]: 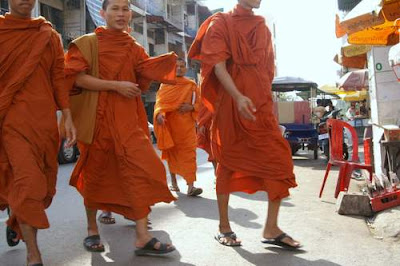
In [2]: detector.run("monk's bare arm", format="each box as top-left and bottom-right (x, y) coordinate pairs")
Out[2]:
(75, 73), (141, 98)
(214, 61), (256, 121)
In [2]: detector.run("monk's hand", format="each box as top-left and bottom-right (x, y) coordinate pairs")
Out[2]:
(157, 113), (166, 126)
(62, 109), (77, 147)
(114, 81), (141, 98)
(236, 95), (256, 121)
(178, 103), (194, 114)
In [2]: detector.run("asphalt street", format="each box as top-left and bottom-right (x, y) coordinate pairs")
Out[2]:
(0, 148), (399, 266)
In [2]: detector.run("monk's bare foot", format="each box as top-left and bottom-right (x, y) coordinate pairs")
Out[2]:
(218, 225), (241, 246)
(263, 227), (301, 248)
(187, 186), (203, 197)
(27, 250), (42, 266)
(169, 184), (180, 192)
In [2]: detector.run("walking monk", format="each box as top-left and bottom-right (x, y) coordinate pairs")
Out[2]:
(154, 58), (203, 196)
(65, 0), (176, 256)
(188, 0), (301, 249)
(0, 0), (76, 265)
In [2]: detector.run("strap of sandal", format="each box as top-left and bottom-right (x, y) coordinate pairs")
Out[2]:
(220, 232), (237, 240)
(84, 235), (101, 246)
(275, 233), (292, 242)
(142, 238), (159, 250)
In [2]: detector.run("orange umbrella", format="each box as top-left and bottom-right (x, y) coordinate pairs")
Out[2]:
(336, 0), (400, 45)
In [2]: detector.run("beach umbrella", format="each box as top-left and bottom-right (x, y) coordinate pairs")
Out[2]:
(337, 69), (369, 90)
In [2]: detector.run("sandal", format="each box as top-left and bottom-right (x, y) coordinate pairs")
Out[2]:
(187, 187), (203, 197)
(83, 235), (105, 252)
(215, 232), (241, 247)
(6, 226), (20, 247)
(98, 212), (116, 225)
(135, 237), (175, 256)
(261, 233), (302, 250)
(169, 185), (180, 192)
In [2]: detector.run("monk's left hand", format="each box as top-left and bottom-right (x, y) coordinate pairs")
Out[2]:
(178, 103), (194, 114)
(62, 109), (77, 147)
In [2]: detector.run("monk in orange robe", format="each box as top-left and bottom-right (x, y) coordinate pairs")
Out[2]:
(188, 0), (301, 249)
(65, 0), (176, 256)
(0, 1), (76, 265)
(154, 58), (202, 196)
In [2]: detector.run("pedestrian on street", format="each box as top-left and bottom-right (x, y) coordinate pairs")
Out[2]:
(188, 0), (301, 249)
(64, 0), (176, 256)
(0, 0), (77, 265)
(154, 58), (203, 196)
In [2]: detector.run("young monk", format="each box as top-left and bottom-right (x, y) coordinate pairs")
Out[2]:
(154, 58), (202, 196)
(65, 0), (176, 256)
(188, 0), (301, 249)
(0, 1), (76, 265)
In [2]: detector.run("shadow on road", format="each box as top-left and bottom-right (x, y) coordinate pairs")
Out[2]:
(90, 229), (194, 266)
(173, 193), (262, 229)
(234, 247), (341, 266)
(231, 192), (295, 207)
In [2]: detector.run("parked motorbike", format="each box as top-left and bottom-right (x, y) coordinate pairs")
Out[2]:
(318, 109), (349, 161)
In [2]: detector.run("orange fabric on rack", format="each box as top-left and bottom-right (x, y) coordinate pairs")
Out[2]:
(154, 77), (200, 183)
(0, 14), (68, 237)
(65, 27), (175, 220)
(189, 5), (297, 200)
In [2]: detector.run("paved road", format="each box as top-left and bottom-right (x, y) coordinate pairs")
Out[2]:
(1, 149), (399, 265)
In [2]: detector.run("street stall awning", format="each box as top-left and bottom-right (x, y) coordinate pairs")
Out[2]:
(337, 69), (369, 90)
(336, 0), (400, 45)
(338, 90), (369, 101)
(272, 77), (318, 92)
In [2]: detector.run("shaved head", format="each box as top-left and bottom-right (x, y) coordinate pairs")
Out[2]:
(102, 0), (130, 10)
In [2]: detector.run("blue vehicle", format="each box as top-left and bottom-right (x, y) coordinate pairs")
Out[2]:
(272, 77), (322, 160)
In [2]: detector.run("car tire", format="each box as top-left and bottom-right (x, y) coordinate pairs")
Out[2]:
(58, 139), (77, 164)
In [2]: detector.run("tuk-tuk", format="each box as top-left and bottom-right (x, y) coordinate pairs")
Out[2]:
(272, 77), (321, 159)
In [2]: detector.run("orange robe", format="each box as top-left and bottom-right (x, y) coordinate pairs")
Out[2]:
(0, 14), (68, 235)
(197, 103), (214, 162)
(154, 77), (200, 183)
(188, 5), (297, 200)
(65, 27), (175, 220)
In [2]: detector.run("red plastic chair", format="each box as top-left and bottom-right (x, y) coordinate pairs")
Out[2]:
(319, 119), (373, 198)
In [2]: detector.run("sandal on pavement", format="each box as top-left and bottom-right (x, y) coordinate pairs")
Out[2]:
(135, 238), (175, 256)
(169, 185), (180, 192)
(215, 232), (241, 247)
(187, 187), (203, 197)
(261, 233), (302, 250)
(83, 235), (105, 252)
(98, 212), (116, 225)
(28, 264), (43, 266)
(6, 226), (20, 247)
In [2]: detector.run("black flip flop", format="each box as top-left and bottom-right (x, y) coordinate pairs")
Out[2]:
(135, 238), (175, 256)
(6, 226), (20, 247)
(261, 233), (302, 250)
(83, 235), (105, 252)
(29, 264), (43, 266)
(188, 187), (203, 197)
(215, 232), (241, 247)
(98, 212), (116, 225)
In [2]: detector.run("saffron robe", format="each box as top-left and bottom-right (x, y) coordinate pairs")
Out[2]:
(154, 77), (200, 183)
(0, 14), (68, 236)
(65, 27), (176, 220)
(188, 5), (297, 200)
